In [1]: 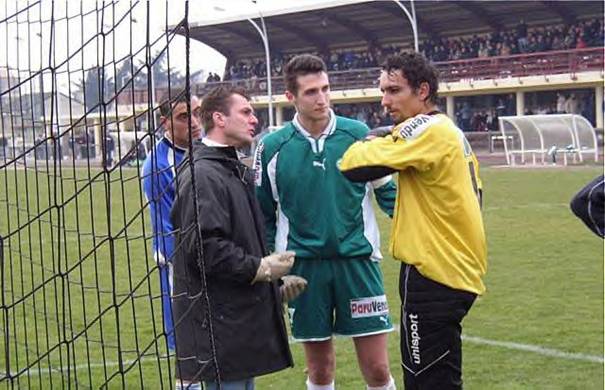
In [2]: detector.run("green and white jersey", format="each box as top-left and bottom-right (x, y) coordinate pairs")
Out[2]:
(253, 111), (396, 261)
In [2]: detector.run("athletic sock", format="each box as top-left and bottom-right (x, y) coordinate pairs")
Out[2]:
(306, 377), (335, 390)
(367, 375), (396, 390)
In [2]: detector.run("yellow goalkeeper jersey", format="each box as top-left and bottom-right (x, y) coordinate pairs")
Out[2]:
(339, 112), (487, 295)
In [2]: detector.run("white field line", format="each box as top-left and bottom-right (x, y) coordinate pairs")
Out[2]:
(394, 325), (602, 364)
(461, 335), (604, 363)
(1, 354), (171, 379)
(2, 332), (602, 379)
(288, 327), (604, 364)
(483, 202), (570, 211)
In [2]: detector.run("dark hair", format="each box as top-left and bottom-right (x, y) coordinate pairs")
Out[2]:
(159, 90), (190, 117)
(284, 54), (327, 95)
(200, 85), (250, 132)
(382, 53), (439, 104)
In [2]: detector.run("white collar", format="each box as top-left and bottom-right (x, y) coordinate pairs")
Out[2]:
(202, 137), (228, 147)
(293, 109), (336, 139)
(163, 136), (188, 152)
(202, 137), (245, 160)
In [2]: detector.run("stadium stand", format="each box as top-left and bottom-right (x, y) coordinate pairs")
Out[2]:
(179, 0), (604, 146)
(206, 17), (604, 80)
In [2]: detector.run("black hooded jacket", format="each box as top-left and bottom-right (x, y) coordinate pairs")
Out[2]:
(171, 143), (293, 382)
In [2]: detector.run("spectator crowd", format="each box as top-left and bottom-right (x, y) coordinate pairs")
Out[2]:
(421, 18), (603, 62)
(198, 17), (602, 134)
(213, 18), (603, 83)
(333, 102), (393, 129)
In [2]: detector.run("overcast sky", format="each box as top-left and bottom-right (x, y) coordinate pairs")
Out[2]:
(0, 0), (342, 93)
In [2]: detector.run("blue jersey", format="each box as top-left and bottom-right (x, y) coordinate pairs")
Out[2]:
(142, 137), (186, 351)
(142, 137), (187, 265)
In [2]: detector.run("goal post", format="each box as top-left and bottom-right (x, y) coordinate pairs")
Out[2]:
(498, 114), (599, 166)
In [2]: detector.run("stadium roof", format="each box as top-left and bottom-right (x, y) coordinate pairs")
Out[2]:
(188, 0), (604, 61)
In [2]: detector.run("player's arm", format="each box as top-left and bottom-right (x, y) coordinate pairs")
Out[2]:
(143, 161), (174, 266)
(469, 152), (483, 208)
(253, 139), (278, 252)
(570, 175), (605, 238)
(339, 125), (441, 182)
(369, 175), (397, 218)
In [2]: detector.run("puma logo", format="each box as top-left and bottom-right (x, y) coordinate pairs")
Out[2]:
(313, 158), (326, 170)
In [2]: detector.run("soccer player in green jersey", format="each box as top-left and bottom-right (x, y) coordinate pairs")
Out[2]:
(254, 54), (397, 390)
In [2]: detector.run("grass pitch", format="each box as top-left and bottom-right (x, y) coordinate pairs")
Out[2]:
(0, 164), (603, 389)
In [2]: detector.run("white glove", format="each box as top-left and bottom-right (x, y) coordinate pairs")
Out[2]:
(251, 251), (295, 283)
(280, 275), (308, 302)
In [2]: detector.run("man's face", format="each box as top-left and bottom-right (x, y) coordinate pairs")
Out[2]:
(379, 70), (426, 124)
(161, 96), (202, 148)
(287, 72), (330, 122)
(221, 94), (258, 148)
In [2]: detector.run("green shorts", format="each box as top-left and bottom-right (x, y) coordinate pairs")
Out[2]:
(287, 258), (394, 341)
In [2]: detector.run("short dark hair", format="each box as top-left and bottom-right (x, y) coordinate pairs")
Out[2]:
(200, 86), (250, 132)
(159, 90), (190, 117)
(284, 54), (327, 95)
(382, 53), (439, 105)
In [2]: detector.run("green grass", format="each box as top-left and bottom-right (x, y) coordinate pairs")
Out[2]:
(0, 165), (603, 389)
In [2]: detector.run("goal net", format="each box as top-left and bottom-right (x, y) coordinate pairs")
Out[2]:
(498, 114), (599, 166)
(1, 1), (218, 388)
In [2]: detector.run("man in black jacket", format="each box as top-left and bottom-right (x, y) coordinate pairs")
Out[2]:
(570, 175), (604, 238)
(171, 86), (306, 390)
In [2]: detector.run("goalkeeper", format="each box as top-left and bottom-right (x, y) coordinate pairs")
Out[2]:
(339, 53), (487, 390)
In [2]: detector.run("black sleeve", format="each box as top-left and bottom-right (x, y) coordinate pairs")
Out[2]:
(570, 175), (604, 238)
(341, 165), (397, 183)
(194, 170), (261, 283)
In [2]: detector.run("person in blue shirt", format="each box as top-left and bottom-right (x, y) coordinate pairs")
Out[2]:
(142, 92), (202, 351)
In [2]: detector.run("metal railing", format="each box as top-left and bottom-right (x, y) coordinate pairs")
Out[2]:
(115, 47), (604, 105)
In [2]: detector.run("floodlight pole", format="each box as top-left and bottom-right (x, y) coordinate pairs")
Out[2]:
(391, 0), (419, 52)
(247, 14), (274, 127)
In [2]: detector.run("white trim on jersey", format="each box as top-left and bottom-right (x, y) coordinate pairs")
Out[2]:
(334, 326), (395, 338)
(268, 151), (290, 251)
(154, 250), (167, 266)
(168, 263), (174, 296)
(268, 151), (280, 201)
(362, 184), (383, 262)
(167, 148), (176, 180)
(275, 204), (290, 252)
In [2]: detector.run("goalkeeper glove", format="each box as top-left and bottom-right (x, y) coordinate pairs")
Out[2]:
(280, 275), (308, 302)
(366, 126), (393, 139)
(251, 251), (295, 283)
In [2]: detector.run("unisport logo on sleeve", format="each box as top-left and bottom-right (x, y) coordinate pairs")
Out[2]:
(396, 114), (437, 140)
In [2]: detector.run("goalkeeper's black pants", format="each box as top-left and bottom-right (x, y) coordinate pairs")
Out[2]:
(399, 264), (476, 390)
